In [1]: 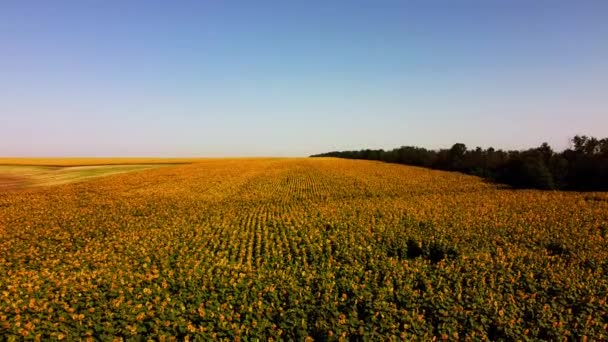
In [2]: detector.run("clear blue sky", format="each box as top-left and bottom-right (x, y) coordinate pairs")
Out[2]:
(1, 1), (607, 157)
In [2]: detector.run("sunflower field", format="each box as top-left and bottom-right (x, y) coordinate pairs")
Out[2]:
(0, 158), (607, 340)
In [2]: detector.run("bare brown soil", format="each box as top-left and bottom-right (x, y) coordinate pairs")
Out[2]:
(0, 175), (26, 191)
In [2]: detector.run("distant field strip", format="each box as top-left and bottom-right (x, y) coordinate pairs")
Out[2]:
(0, 158), (200, 167)
(0, 164), (177, 188)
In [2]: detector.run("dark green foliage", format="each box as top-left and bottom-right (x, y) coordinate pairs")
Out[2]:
(427, 241), (458, 263)
(311, 135), (608, 191)
(383, 234), (457, 264)
(497, 157), (555, 190)
(406, 238), (424, 259)
(545, 241), (570, 257)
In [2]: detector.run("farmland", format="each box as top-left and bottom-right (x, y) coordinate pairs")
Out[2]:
(0, 158), (607, 340)
(0, 165), (179, 190)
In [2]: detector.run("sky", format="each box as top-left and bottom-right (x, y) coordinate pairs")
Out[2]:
(1, 1), (607, 157)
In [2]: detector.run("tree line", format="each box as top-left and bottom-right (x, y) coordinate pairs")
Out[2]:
(310, 135), (608, 191)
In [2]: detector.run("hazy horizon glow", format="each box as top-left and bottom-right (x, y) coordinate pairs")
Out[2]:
(1, 1), (607, 157)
